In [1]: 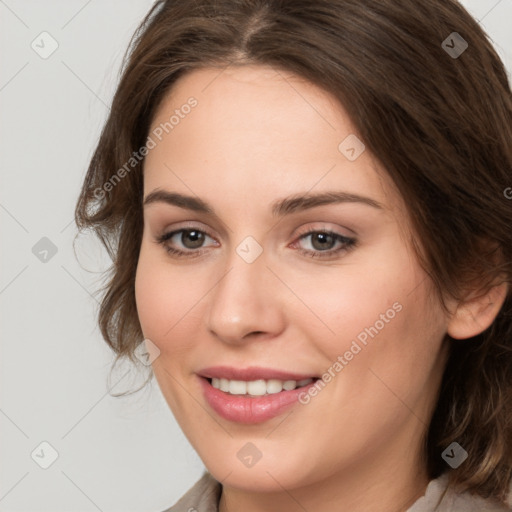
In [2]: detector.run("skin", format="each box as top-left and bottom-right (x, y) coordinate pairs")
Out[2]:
(134, 64), (506, 512)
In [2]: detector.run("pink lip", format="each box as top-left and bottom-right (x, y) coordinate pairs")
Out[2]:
(198, 366), (318, 381)
(197, 366), (318, 424)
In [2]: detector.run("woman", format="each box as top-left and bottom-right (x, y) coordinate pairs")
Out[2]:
(75, 0), (512, 510)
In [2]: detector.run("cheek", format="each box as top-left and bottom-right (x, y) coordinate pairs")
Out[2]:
(134, 244), (207, 349)
(316, 274), (445, 426)
(284, 247), (444, 391)
(134, 247), (209, 414)
(283, 261), (414, 354)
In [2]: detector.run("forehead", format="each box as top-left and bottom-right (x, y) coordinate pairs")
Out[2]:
(144, 65), (403, 220)
(149, 64), (352, 153)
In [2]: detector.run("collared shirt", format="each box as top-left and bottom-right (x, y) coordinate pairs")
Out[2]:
(163, 471), (511, 511)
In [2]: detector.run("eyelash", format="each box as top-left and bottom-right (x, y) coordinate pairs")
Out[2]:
(155, 227), (357, 260)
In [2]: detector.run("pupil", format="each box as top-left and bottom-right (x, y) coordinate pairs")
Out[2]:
(182, 230), (204, 249)
(312, 233), (334, 251)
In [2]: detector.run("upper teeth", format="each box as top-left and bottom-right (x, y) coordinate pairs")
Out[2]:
(210, 378), (314, 396)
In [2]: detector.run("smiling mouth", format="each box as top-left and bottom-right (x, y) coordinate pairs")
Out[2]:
(205, 377), (319, 396)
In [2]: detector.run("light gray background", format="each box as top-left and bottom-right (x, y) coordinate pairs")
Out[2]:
(1, 1), (511, 511)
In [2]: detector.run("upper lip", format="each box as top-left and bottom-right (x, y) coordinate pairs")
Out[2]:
(198, 366), (318, 381)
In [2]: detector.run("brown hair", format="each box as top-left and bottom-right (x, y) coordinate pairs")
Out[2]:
(74, 0), (512, 505)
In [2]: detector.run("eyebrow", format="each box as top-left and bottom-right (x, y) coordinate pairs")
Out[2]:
(143, 189), (384, 216)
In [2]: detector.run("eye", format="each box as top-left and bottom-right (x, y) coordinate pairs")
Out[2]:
(293, 229), (356, 259)
(155, 226), (356, 260)
(174, 229), (207, 249)
(156, 228), (217, 257)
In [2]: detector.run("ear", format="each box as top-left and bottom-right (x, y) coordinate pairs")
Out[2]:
(447, 281), (509, 340)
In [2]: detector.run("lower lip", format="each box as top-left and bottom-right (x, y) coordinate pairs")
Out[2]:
(199, 377), (317, 424)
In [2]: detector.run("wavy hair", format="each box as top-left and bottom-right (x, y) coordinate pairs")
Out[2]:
(75, 0), (512, 505)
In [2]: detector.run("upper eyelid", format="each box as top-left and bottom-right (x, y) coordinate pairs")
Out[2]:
(162, 227), (218, 244)
(161, 219), (354, 237)
(294, 224), (352, 237)
(161, 222), (217, 239)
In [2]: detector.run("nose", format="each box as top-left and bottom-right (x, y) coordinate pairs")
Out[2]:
(205, 248), (286, 345)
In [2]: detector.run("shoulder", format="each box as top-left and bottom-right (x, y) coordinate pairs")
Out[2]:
(407, 473), (512, 512)
(161, 471), (222, 512)
(160, 470), (512, 512)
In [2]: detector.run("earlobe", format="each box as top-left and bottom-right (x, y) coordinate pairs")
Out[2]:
(447, 282), (509, 340)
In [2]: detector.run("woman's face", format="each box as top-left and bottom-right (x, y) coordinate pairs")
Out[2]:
(135, 64), (450, 494)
